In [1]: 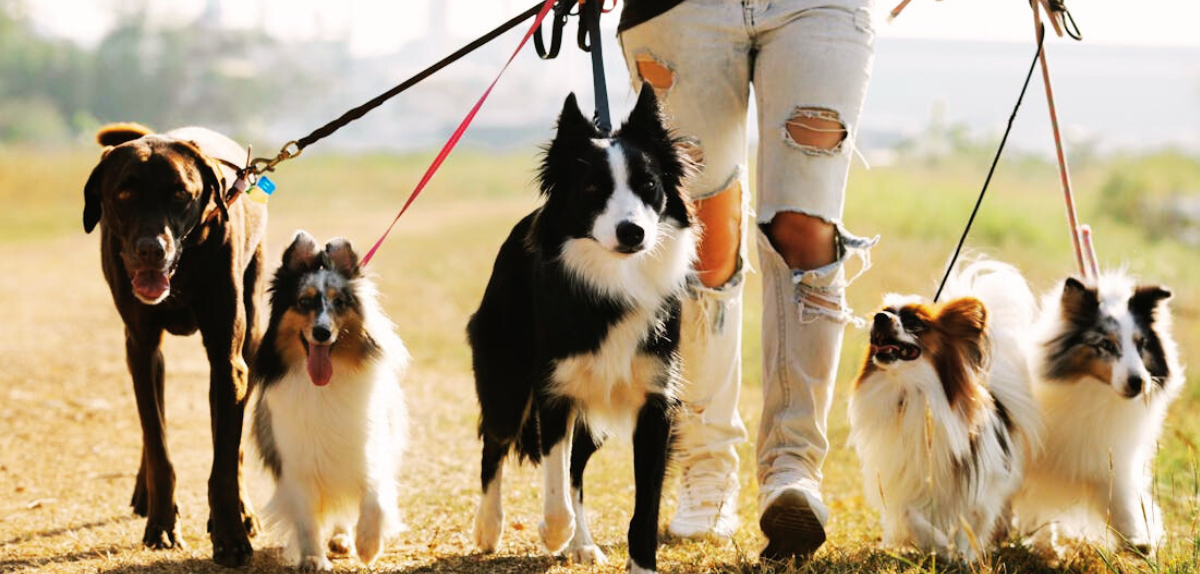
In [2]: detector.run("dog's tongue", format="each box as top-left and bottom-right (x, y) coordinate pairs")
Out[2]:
(132, 270), (170, 300)
(307, 343), (333, 386)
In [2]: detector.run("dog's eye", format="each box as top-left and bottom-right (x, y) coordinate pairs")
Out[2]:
(332, 297), (347, 310)
(641, 180), (659, 193)
(297, 296), (317, 311)
(1134, 335), (1146, 352)
(900, 312), (924, 333)
(117, 190), (135, 202)
(173, 189), (192, 203)
(1094, 340), (1118, 355)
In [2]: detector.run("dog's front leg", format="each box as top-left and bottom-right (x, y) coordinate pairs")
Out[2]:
(1105, 472), (1161, 555)
(539, 405), (576, 554)
(903, 506), (951, 557)
(565, 425), (606, 565)
(628, 394), (674, 574)
(126, 327), (183, 550)
(199, 282), (255, 567)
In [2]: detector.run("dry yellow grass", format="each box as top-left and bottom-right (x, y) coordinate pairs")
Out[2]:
(1, 148), (1197, 573)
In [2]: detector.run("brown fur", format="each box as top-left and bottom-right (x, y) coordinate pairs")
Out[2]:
(96, 122), (154, 147)
(81, 123), (266, 566)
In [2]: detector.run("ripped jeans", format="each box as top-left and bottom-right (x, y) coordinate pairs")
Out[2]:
(620, 0), (877, 519)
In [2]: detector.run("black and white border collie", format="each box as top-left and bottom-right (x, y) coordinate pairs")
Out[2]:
(252, 231), (409, 571)
(468, 86), (696, 574)
(1015, 272), (1182, 555)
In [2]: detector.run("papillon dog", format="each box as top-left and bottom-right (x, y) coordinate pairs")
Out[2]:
(849, 260), (1041, 561)
(1014, 272), (1182, 554)
(251, 231), (409, 571)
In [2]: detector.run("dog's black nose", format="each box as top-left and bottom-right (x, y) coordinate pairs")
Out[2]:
(873, 312), (892, 330)
(311, 326), (332, 343)
(135, 237), (166, 264)
(1126, 375), (1144, 397)
(616, 221), (645, 249)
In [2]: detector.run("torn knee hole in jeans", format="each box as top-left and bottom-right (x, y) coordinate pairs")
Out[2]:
(635, 54), (675, 98)
(782, 107), (847, 155)
(792, 224), (879, 326)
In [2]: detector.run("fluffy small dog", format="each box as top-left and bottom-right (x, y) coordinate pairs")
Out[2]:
(1014, 272), (1182, 554)
(252, 231), (409, 571)
(849, 260), (1041, 561)
(468, 86), (695, 574)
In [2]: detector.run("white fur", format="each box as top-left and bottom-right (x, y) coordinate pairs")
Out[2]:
(259, 287), (409, 569)
(555, 224), (696, 437)
(849, 261), (1041, 561)
(590, 144), (662, 252)
(540, 419), (576, 554)
(1014, 271), (1183, 553)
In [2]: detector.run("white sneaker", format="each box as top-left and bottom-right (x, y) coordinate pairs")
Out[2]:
(668, 459), (739, 540)
(758, 484), (828, 561)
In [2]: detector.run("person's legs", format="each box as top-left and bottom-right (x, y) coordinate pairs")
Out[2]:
(749, 0), (877, 559)
(620, 0), (752, 540)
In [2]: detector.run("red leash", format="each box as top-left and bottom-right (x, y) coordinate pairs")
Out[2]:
(360, 0), (560, 266)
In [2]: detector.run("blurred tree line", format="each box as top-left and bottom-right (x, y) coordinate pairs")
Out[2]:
(0, 0), (326, 146)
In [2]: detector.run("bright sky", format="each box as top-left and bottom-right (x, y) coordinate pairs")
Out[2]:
(25, 0), (1200, 56)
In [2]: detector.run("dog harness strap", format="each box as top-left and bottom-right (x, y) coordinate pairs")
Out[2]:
(359, 0), (560, 267)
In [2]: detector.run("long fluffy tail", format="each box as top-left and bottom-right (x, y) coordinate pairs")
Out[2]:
(941, 259), (1037, 331)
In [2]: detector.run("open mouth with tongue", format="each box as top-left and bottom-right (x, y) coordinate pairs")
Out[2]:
(131, 269), (172, 303)
(870, 332), (921, 364)
(302, 335), (333, 386)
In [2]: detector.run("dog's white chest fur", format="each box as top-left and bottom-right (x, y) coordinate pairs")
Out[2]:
(261, 359), (406, 516)
(550, 226), (695, 436)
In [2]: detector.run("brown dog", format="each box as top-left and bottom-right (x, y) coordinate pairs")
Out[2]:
(83, 123), (267, 567)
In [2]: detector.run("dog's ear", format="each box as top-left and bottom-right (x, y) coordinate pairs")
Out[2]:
(96, 123), (153, 147)
(1060, 276), (1099, 322)
(620, 82), (672, 149)
(940, 297), (987, 338)
(82, 160), (106, 234)
(325, 238), (360, 278)
(1130, 284), (1172, 320)
(940, 297), (989, 372)
(283, 230), (321, 271)
(178, 141), (230, 224)
(554, 93), (600, 142)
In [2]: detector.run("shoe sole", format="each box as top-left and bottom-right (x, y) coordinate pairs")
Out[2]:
(759, 490), (826, 562)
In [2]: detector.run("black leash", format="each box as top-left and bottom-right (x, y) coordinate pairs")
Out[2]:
(534, 0), (613, 135)
(247, 1), (548, 174)
(933, 27), (1046, 303)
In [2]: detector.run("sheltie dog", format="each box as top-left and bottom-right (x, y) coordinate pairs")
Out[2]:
(1014, 272), (1182, 554)
(251, 231), (409, 571)
(849, 260), (1041, 561)
(468, 85), (695, 574)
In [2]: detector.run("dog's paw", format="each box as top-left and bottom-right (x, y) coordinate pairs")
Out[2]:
(328, 532), (354, 556)
(355, 532), (383, 567)
(567, 543), (607, 565)
(539, 513), (575, 555)
(626, 557), (657, 574)
(211, 530), (254, 567)
(473, 508), (504, 552)
(298, 555), (333, 572)
(141, 511), (183, 552)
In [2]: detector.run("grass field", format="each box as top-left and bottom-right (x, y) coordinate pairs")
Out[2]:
(0, 145), (1197, 573)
